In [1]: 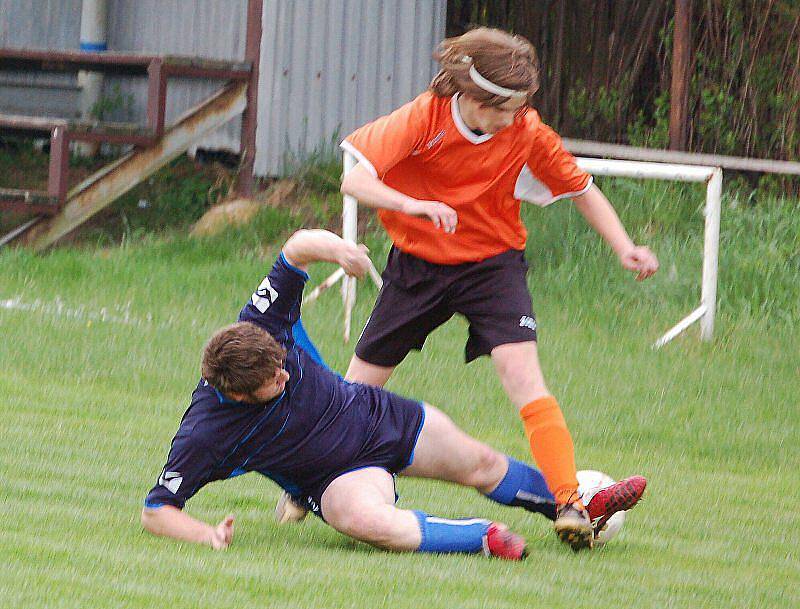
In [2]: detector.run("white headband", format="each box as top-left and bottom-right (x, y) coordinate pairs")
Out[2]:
(461, 56), (528, 99)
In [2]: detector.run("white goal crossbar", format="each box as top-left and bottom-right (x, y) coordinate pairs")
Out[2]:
(307, 151), (722, 348)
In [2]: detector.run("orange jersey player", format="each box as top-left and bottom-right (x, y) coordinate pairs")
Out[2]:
(337, 27), (658, 550)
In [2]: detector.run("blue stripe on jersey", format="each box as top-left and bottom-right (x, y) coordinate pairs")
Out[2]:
(403, 403), (426, 468)
(292, 318), (326, 367)
(213, 387), (249, 405)
(144, 500), (166, 509)
(240, 411), (292, 468)
(279, 252), (309, 280)
(216, 393), (287, 469)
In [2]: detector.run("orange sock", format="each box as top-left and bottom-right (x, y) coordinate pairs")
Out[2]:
(519, 396), (581, 506)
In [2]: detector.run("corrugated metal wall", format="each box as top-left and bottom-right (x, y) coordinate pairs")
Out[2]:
(0, 0), (446, 176)
(104, 0), (248, 152)
(0, 0), (246, 145)
(256, 0), (446, 175)
(0, 0), (83, 116)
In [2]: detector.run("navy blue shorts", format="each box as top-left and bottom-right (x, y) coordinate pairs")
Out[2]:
(288, 386), (425, 520)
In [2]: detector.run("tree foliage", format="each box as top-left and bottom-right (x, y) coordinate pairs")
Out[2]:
(446, 0), (800, 164)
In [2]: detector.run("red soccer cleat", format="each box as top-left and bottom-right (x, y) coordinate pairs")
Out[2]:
(482, 522), (528, 560)
(585, 475), (647, 537)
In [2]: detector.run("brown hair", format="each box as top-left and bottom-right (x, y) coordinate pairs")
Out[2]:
(201, 322), (286, 396)
(430, 27), (539, 107)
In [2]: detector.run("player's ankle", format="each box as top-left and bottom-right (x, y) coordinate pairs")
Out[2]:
(554, 488), (583, 509)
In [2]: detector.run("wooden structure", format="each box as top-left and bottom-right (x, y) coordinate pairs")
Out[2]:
(669, 0), (692, 151)
(0, 0), (263, 249)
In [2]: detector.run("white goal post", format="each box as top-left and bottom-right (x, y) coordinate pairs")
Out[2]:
(307, 151), (722, 348)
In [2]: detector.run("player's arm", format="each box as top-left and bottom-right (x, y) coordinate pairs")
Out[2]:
(141, 505), (234, 550)
(340, 95), (458, 233)
(141, 432), (228, 548)
(340, 166), (458, 234)
(282, 229), (370, 277)
(572, 185), (659, 281)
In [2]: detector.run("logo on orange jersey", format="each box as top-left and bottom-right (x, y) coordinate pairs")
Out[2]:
(413, 129), (447, 156)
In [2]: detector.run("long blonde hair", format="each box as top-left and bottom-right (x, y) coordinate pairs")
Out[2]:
(430, 27), (540, 107)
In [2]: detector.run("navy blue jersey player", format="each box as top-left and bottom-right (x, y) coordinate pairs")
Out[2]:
(141, 230), (645, 557)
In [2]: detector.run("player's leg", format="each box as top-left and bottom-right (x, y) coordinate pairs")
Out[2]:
(402, 403), (557, 519)
(491, 340), (592, 549)
(320, 466), (526, 559)
(403, 404), (646, 529)
(347, 248), (454, 386)
(321, 467), (419, 551)
(489, 341), (580, 500)
(345, 355), (395, 386)
(490, 340), (549, 406)
(453, 251), (592, 548)
(490, 340), (580, 502)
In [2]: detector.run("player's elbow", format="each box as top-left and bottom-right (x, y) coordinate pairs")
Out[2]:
(340, 164), (370, 197)
(340, 171), (354, 196)
(283, 229), (310, 259)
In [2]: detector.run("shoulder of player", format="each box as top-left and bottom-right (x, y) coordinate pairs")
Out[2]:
(168, 417), (219, 464)
(523, 111), (571, 157)
(182, 384), (237, 443)
(403, 91), (451, 127)
(520, 109), (551, 140)
(172, 395), (231, 462)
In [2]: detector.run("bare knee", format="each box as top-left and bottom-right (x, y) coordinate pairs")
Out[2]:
(333, 508), (398, 548)
(492, 348), (549, 407)
(462, 447), (507, 492)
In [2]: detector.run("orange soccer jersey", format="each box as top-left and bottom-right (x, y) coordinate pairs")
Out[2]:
(342, 91), (593, 265)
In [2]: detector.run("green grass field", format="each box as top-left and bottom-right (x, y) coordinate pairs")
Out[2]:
(1, 179), (798, 608)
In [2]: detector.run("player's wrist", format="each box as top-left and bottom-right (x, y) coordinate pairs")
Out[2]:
(204, 523), (220, 547)
(398, 196), (420, 215)
(613, 239), (636, 259)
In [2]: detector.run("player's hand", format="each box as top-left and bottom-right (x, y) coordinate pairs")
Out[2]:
(338, 242), (371, 278)
(619, 245), (659, 281)
(209, 515), (234, 550)
(401, 198), (458, 234)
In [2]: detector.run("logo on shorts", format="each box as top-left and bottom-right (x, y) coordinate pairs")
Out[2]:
(306, 496), (320, 514)
(251, 277), (279, 313)
(159, 470), (183, 494)
(519, 316), (537, 332)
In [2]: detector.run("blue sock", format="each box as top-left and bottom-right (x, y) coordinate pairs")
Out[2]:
(486, 456), (557, 520)
(413, 511), (490, 553)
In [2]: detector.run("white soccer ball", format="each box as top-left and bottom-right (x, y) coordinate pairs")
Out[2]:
(577, 469), (626, 545)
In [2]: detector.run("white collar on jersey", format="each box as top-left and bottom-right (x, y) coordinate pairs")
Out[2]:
(451, 93), (494, 145)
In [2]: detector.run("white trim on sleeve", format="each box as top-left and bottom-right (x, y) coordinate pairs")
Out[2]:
(550, 175), (594, 203)
(514, 165), (594, 207)
(339, 140), (379, 178)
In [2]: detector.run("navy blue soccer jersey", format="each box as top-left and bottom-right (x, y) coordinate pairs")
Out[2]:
(145, 253), (424, 514)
